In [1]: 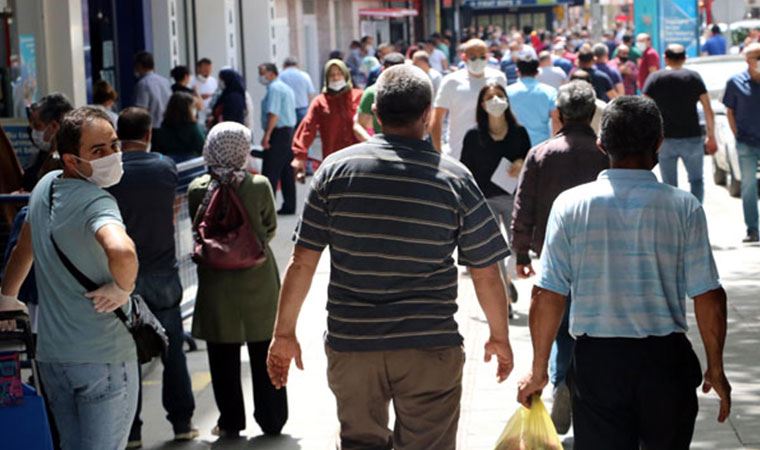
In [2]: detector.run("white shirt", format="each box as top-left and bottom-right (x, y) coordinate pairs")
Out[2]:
(192, 75), (219, 111)
(429, 48), (448, 73)
(433, 67), (507, 160)
(537, 66), (568, 90)
(428, 68), (443, 97)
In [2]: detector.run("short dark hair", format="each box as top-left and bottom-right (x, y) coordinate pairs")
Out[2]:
(622, 34), (633, 44)
(92, 80), (118, 105)
(196, 57), (212, 67)
(516, 56), (539, 76)
(117, 107), (152, 141)
(664, 47), (686, 61)
(56, 106), (114, 157)
(162, 92), (195, 127)
(283, 56), (298, 67)
(170, 65), (190, 83)
(578, 48), (594, 64)
(600, 96), (663, 160)
(382, 52), (405, 68)
(259, 63), (278, 76)
(31, 93), (74, 124)
(134, 51), (155, 70)
(375, 65), (432, 128)
(711, 24), (722, 35)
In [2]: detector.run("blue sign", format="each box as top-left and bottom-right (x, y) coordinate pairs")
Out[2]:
(660, 0), (699, 57)
(1, 121), (37, 170)
(634, 0), (660, 55)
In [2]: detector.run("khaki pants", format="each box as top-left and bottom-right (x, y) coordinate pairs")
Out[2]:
(326, 345), (465, 450)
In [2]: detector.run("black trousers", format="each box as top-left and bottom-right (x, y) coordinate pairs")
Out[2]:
(206, 340), (288, 434)
(262, 127), (296, 213)
(570, 333), (703, 450)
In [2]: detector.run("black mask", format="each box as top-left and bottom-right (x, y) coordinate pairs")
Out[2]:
(618, 56), (629, 63)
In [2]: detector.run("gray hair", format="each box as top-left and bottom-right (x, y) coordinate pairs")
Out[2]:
(375, 64), (432, 128)
(557, 81), (597, 124)
(592, 43), (609, 58)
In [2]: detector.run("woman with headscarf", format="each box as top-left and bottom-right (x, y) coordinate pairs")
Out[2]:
(187, 122), (286, 438)
(208, 69), (248, 128)
(290, 59), (363, 179)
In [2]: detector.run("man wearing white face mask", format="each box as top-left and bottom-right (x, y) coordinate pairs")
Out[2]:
(636, 33), (661, 90)
(431, 39), (506, 160)
(1, 106), (140, 450)
(22, 93), (73, 191)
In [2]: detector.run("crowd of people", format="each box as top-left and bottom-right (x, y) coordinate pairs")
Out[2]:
(1, 19), (757, 450)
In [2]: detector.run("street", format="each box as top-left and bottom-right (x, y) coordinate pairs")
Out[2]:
(137, 156), (760, 450)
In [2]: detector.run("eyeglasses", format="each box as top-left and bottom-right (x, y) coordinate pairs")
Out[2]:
(469, 56), (487, 61)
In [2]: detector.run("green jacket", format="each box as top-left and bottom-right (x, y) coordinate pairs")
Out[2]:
(188, 173), (280, 343)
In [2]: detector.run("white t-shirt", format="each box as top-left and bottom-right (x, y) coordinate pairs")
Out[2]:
(537, 66), (567, 90)
(434, 67), (507, 161)
(192, 75), (219, 111)
(429, 48), (448, 73)
(428, 68), (443, 97)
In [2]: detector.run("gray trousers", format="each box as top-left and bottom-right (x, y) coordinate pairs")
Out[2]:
(486, 195), (514, 295)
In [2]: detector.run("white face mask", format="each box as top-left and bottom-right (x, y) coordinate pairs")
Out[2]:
(31, 127), (52, 151)
(74, 152), (124, 188)
(196, 74), (207, 83)
(485, 96), (509, 116)
(328, 79), (347, 92)
(636, 42), (648, 52)
(258, 75), (271, 86)
(467, 58), (488, 75)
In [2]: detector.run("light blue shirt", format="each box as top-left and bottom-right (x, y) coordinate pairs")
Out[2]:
(134, 71), (172, 127)
(279, 67), (316, 109)
(261, 78), (297, 130)
(506, 77), (557, 147)
(537, 169), (721, 338)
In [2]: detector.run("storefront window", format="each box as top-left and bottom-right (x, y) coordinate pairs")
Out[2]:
(0, 0), (38, 119)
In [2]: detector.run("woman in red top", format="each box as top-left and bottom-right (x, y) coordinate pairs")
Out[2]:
(291, 59), (363, 178)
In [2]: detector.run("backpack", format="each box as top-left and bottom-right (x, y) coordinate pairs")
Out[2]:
(192, 182), (267, 270)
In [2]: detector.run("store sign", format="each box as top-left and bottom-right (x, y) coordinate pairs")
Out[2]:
(635, 0), (699, 58)
(1, 121), (36, 170)
(464, 0), (572, 6)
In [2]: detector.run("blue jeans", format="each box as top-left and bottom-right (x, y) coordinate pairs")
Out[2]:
(658, 137), (705, 203)
(38, 361), (139, 450)
(549, 295), (574, 386)
(737, 141), (760, 234)
(130, 271), (195, 439)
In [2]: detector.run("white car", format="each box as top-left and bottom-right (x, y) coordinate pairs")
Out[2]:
(684, 55), (758, 197)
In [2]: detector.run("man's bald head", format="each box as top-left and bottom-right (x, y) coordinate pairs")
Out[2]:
(665, 44), (686, 64)
(743, 42), (760, 60)
(462, 39), (488, 60)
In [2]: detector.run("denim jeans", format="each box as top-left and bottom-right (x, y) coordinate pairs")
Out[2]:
(549, 295), (574, 386)
(658, 137), (705, 203)
(737, 141), (760, 234)
(129, 271), (195, 440)
(38, 360), (139, 450)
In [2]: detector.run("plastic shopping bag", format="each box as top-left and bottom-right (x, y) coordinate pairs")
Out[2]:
(494, 395), (563, 450)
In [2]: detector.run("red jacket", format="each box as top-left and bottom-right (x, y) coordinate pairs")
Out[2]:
(292, 88), (363, 161)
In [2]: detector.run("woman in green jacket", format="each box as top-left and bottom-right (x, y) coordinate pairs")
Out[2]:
(155, 91), (206, 162)
(188, 122), (286, 438)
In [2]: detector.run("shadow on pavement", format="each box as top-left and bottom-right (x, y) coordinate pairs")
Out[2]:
(144, 434), (303, 450)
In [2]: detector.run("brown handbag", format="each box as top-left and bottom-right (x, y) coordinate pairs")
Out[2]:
(192, 183), (267, 270)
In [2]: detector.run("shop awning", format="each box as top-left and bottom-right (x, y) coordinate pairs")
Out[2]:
(359, 8), (419, 19)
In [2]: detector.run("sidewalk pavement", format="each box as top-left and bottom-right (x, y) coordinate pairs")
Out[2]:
(139, 158), (760, 449)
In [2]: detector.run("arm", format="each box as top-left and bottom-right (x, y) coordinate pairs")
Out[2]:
(511, 151), (539, 277)
(726, 108), (737, 137)
(262, 113), (279, 150)
(606, 88), (619, 99)
(693, 288), (731, 422)
(470, 264), (514, 382)
(517, 286), (567, 406)
(550, 109), (561, 136)
(267, 245), (322, 389)
(0, 222), (34, 298)
(353, 112), (374, 142)
(430, 107), (448, 151)
(292, 104), (320, 174)
(700, 93), (718, 154)
(259, 178), (278, 243)
(86, 224), (138, 313)
(614, 82), (625, 96)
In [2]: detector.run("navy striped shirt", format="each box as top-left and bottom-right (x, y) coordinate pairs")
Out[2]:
(295, 134), (510, 352)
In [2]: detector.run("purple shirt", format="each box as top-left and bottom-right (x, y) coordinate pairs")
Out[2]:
(596, 62), (623, 86)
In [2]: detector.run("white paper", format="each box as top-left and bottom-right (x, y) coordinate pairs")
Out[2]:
(490, 158), (519, 195)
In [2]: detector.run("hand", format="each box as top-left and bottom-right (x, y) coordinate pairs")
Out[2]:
(261, 134), (271, 150)
(508, 159), (524, 178)
(516, 263), (535, 279)
(85, 282), (131, 313)
(291, 159), (307, 184)
(0, 294), (28, 332)
(484, 337), (514, 383)
(705, 135), (718, 155)
(517, 369), (549, 407)
(267, 335), (304, 389)
(703, 366), (732, 423)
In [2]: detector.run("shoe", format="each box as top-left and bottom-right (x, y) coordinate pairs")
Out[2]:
(174, 428), (200, 441)
(551, 382), (572, 435)
(125, 440), (142, 449)
(211, 425), (240, 438)
(743, 232), (759, 243)
(277, 209), (296, 216)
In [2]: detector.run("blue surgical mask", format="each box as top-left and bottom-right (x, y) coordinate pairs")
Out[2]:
(258, 75), (271, 86)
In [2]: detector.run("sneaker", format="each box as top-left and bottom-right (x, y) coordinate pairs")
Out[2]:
(125, 440), (142, 449)
(211, 425), (240, 438)
(743, 232), (759, 243)
(174, 428), (200, 442)
(551, 382), (572, 435)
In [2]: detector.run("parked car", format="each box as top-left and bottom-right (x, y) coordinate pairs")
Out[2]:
(684, 55), (760, 197)
(729, 19), (760, 54)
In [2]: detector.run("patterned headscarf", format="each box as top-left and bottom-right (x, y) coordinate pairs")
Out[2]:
(203, 121), (251, 186)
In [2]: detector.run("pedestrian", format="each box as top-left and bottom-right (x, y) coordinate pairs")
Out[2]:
(636, 33), (661, 90)
(574, 46), (617, 102)
(267, 64), (514, 450)
(412, 50), (443, 97)
(291, 59), (362, 179)
(22, 93), (73, 191)
(593, 43), (625, 96)
(431, 39), (507, 159)
(209, 68), (247, 127)
(612, 34), (642, 64)
(346, 40), (365, 86)
(568, 70), (607, 135)
(611, 44), (639, 95)
(423, 38), (449, 73)
(133, 51), (172, 130)
(511, 81), (609, 434)
(536, 50), (567, 89)
(460, 82), (531, 315)
(702, 24), (728, 56)
(108, 107), (198, 448)
(643, 44), (717, 203)
(92, 80), (119, 125)
(155, 92), (206, 162)
(258, 62), (297, 215)
(192, 58), (218, 125)
(366, 43), (395, 87)
(517, 96), (732, 450)
(170, 65), (204, 111)
(353, 52), (405, 142)
(723, 42), (760, 243)
(551, 43), (573, 75)
(506, 54), (560, 147)
(279, 56), (317, 127)
(1, 106), (140, 450)
(188, 122), (286, 438)
(500, 41), (520, 85)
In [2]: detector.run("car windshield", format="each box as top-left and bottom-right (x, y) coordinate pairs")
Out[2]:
(685, 59), (748, 93)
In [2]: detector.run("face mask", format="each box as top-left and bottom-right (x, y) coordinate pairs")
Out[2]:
(31, 127), (52, 151)
(328, 79), (347, 92)
(467, 58), (488, 75)
(636, 42), (648, 52)
(196, 74), (207, 83)
(485, 96), (509, 116)
(618, 56), (629, 63)
(258, 75), (271, 86)
(74, 152), (124, 188)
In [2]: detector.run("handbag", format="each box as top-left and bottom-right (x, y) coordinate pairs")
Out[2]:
(192, 181), (267, 270)
(48, 179), (168, 364)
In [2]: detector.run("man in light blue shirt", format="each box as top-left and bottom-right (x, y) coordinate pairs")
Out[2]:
(506, 55), (560, 146)
(279, 56), (316, 124)
(133, 51), (172, 129)
(259, 63), (297, 214)
(517, 97), (731, 449)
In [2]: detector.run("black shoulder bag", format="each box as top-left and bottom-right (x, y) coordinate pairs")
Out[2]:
(48, 178), (168, 364)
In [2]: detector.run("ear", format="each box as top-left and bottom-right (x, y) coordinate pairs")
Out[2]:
(60, 152), (78, 171)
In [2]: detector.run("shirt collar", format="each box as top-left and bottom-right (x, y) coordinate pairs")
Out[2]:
(520, 77), (537, 85)
(598, 169), (658, 182)
(370, 134), (438, 154)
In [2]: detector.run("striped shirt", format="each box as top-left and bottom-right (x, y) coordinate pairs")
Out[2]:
(537, 169), (721, 338)
(295, 134), (510, 352)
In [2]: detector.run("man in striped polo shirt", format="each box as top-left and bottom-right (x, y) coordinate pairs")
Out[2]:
(518, 96), (731, 449)
(267, 65), (514, 450)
